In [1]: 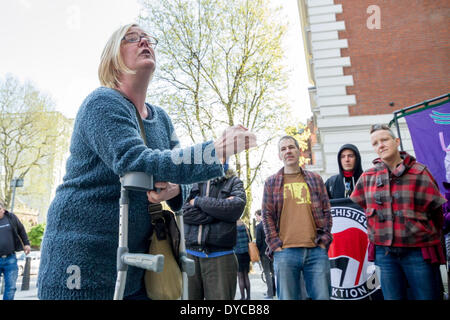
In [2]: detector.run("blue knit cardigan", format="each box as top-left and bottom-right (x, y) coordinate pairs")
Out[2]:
(37, 87), (223, 300)
(234, 224), (250, 254)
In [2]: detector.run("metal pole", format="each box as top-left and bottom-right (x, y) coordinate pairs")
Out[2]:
(10, 178), (17, 213)
(10, 178), (23, 213)
(114, 184), (129, 300)
(175, 211), (189, 300)
(389, 94), (450, 148)
(21, 257), (31, 291)
(393, 113), (404, 151)
(392, 93), (449, 116)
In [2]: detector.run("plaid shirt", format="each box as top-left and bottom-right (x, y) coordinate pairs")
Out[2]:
(261, 167), (332, 258)
(351, 152), (446, 247)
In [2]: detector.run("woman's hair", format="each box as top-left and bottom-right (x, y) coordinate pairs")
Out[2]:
(370, 123), (397, 139)
(98, 23), (138, 88)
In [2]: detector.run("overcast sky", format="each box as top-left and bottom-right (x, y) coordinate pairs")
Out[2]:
(0, 0), (311, 122)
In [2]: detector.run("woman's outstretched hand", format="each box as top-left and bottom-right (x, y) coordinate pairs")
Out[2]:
(214, 125), (257, 161)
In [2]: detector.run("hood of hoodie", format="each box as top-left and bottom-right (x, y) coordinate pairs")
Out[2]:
(337, 144), (363, 180)
(210, 168), (236, 184)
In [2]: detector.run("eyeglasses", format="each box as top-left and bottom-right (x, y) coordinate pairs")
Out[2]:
(370, 123), (390, 133)
(370, 123), (397, 139)
(122, 32), (158, 48)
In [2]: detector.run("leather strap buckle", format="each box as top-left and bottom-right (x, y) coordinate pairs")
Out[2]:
(148, 203), (163, 215)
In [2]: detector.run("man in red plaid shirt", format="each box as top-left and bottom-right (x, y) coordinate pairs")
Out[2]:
(261, 135), (332, 300)
(350, 124), (447, 300)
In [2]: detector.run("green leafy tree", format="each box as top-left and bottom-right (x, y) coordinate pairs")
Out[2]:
(285, 123), (311, 167)
(0, 74), (71, 210)
(139, 0), (292, 221)
(28, 223), (45, 249)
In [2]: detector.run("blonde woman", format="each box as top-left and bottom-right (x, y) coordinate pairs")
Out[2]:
(37, 24), (255, 300)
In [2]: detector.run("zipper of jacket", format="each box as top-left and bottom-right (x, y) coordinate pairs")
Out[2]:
(197, 225), (203, 246)
(196, 227), (209, 257)
(197, 180), (211, 250)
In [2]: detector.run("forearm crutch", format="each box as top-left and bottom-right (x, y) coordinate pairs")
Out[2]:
(175, 210), (195, 299)
(113, 172), (164, 300)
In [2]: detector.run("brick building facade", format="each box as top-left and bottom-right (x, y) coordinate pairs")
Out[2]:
(297, 0), (450, 178)
(338, 0), (449, 116)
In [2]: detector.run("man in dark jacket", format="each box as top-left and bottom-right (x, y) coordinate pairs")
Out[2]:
(0, 200), (31, 300)
(255, 209), (275, 299)
(325, 144), (363, 199)
(182, 167), (246, 300)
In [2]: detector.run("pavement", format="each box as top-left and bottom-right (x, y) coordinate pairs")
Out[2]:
(10, 261), (274, 301)
(234, 261), (276, 300)
(9, 264), (450, 301)
(7, 274), (38, 300)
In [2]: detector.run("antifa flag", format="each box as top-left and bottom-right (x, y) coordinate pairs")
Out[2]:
(404, 100), (450, 195)
(328, 198), (382, 300)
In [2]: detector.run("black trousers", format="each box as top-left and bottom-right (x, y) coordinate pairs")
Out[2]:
(260, 254), (275, 297)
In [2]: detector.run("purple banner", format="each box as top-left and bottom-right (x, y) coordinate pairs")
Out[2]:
(405, 100), (450, 195)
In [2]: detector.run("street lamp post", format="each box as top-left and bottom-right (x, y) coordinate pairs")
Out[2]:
(9, 177), (31, 291)
(10, 177), (24, 213)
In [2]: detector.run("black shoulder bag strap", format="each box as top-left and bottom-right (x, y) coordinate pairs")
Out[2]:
(131, 106), (163, 216)
(133, 106), (148, 146)
(115, 89), (162, 214)
(132, 105), (180, 259)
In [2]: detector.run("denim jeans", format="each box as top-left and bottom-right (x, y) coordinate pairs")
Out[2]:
(0, 254), (18, 300)
(375, 246), (440, 300)
(273, 247), (331, 300)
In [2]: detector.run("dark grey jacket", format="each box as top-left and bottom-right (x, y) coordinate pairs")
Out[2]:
(4, 210), (30, 252)
(255, 222), (267, 257)
(183, 172), (246, 253)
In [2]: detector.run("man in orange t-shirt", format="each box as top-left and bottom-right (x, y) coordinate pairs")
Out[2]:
(261, 136), (332, 300)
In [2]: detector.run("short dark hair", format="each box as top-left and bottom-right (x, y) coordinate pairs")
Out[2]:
(340, 148), (355, 157)
(370, 123), (396, 139)
(278, 135), (299, 151)
(255, 209), (261, 216)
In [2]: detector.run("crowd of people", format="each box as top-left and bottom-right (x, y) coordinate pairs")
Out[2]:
(1, 23), (448, 301)
(256, 126), (447, 300)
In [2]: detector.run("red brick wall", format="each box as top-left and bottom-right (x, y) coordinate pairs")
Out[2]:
(335, 0), (450, 116)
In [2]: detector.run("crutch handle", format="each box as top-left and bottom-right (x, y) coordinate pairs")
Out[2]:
(179, 254), (195, 276)
(122, 253), (164, 273)
(121, 172), (155, 192)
